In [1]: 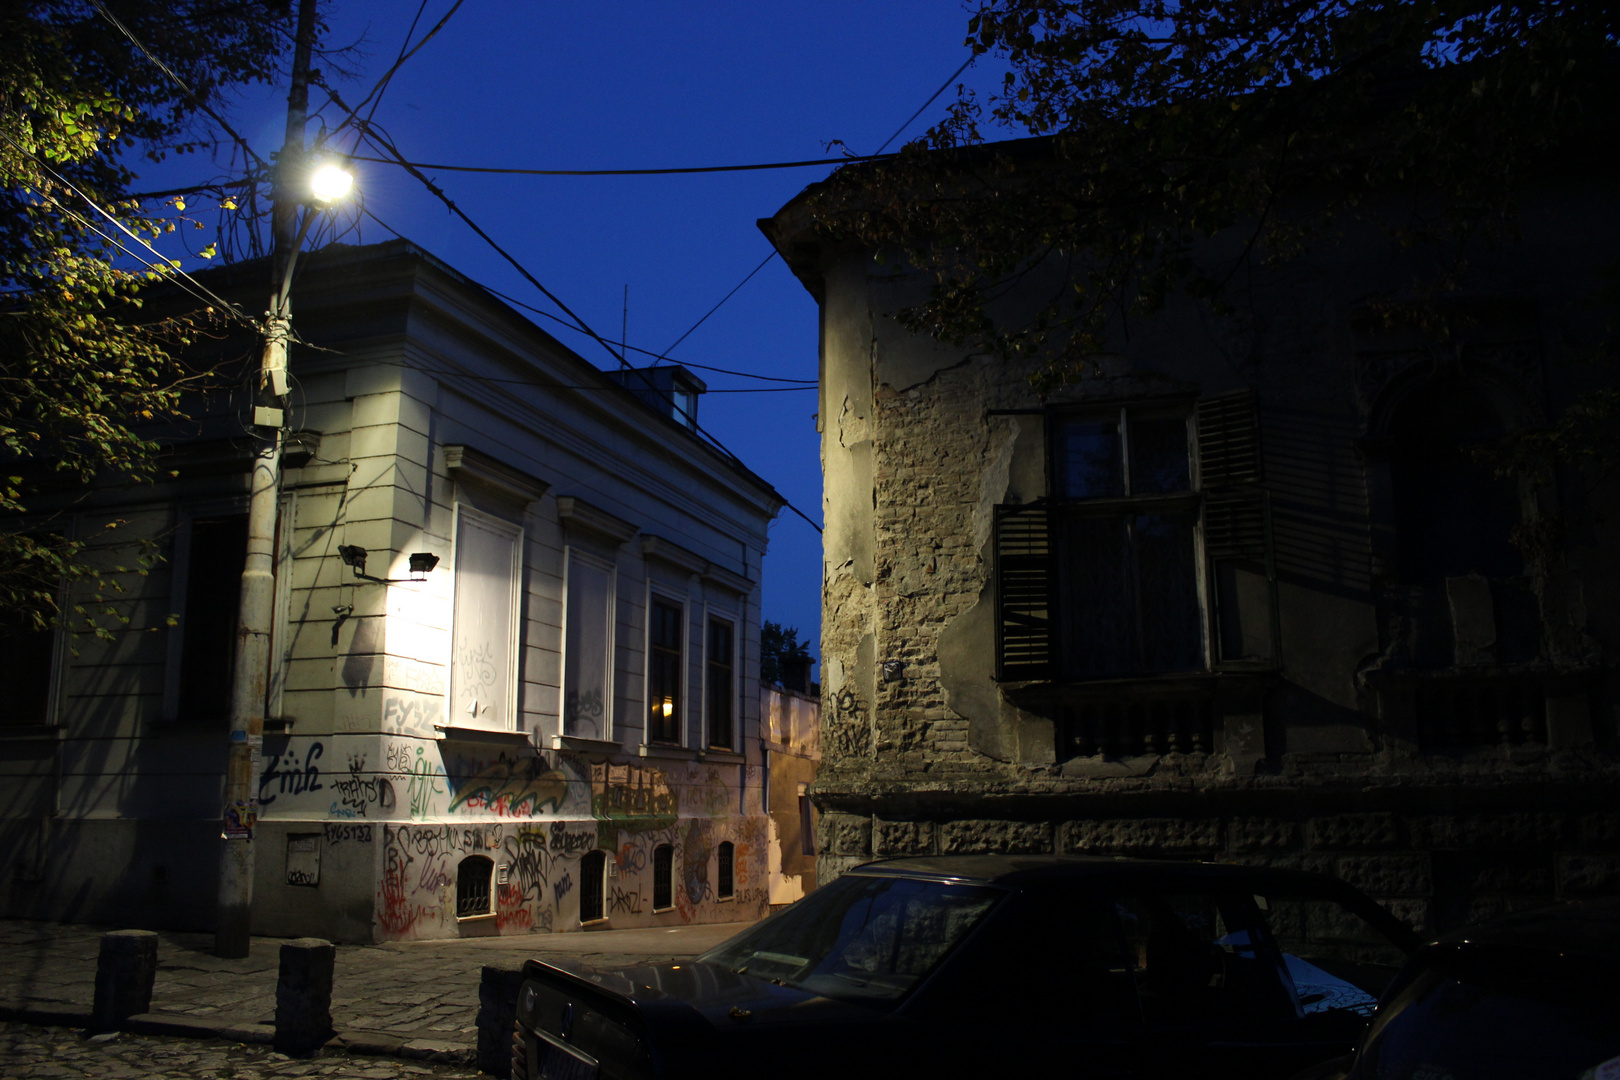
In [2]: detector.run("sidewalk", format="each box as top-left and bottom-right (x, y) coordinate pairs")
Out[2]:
(0, 917), (757, 1063)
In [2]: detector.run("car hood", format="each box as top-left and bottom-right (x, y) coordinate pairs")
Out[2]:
(538, 956), (890, 1027)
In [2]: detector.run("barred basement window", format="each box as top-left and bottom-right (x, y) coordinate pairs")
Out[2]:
(456, 855), (493, 918)
(995, 390), (1276, 684)
(716, 841), (735, 900)
(580, 850), (606, 922)
(652, 844), (674, 911)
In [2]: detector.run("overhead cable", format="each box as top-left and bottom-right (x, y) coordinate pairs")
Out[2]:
(345, 151), (898, 176)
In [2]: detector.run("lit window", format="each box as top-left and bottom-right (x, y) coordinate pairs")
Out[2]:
(648, 598), (683, 743)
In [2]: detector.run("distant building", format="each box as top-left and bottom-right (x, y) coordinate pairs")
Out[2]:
(760, 681), (819, 908)
(762, 139), (1620, 932)
(0, 240), (786, 942)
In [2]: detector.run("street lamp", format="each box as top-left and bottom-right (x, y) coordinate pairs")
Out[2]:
(215, 0), (351, 958)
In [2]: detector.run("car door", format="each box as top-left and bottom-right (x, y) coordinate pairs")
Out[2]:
(1109, 884), (1316, 1079)
(902, 883), (1143, 1076)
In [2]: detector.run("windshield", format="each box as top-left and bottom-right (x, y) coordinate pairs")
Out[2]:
(699, 873), (1004, 1005)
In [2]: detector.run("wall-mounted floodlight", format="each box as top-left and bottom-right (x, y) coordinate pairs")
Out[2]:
(309, 162), (354, 204)
(408, 552), (440, 576)
(337, 544), (367, 576)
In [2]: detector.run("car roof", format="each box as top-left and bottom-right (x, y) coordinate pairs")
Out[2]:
(1438, 895), (1620, 961)
(849, 853), (1360, 891)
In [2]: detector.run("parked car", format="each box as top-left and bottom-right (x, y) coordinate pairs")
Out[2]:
(1291, 895), (1620, 1080)
(510, 855), (1421, 1079)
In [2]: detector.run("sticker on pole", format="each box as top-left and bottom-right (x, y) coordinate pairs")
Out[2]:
(223, 799), (257, 840)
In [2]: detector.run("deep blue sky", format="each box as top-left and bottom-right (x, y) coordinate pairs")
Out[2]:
(147, 1), (1008, 671)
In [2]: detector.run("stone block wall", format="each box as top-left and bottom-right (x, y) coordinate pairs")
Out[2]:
(818, 803), (1620, 934)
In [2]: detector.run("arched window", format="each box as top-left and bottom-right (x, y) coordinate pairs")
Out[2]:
(652, 844), (674, 911)
(579, 850), (606, 922)
(456, 855), (493, 918)
(1390, 377), (1522, 582)
(716, 841), (735, 900)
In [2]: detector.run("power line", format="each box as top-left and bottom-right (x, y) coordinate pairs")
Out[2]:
(872, 54), (976, 155)
(346, 151), (897, 176)
(0, 131), (254, 323)
(662, 249), (779, 358)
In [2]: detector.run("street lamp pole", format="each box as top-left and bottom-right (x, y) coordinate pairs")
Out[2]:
(215, 0), (320, 959)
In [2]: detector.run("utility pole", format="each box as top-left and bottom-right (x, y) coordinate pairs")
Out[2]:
(215, 0), (319, 959)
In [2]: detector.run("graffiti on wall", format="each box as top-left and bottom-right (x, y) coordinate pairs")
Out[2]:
(445, 752), (569, 817)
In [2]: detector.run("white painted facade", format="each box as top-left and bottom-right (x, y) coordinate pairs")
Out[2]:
(0, 241), (784, 942)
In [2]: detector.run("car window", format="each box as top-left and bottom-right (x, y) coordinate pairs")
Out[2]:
(914, 884), (1140, 1033)
(699, 873), (1004, 1006)
(1113, 889), (1294, 1027)
(1251, 890), (1410, 1018)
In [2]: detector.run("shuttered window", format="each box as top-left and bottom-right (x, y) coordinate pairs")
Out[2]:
(562, 548), (614, 739)
(993, 392), (1276, 682)
(450, 507), (524, 730)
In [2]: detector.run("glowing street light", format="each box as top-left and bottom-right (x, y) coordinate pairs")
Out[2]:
(309, 162), (354, 204)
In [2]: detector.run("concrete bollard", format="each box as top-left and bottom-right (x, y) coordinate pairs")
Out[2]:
(274, 937), (335, 1056)
(92, 930), (159, 1033)
(476, 965), (526, 1078)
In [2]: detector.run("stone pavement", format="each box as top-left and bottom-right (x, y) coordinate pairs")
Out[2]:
(0, 1022), (486, 1079)
(0, 917), (756, 1067)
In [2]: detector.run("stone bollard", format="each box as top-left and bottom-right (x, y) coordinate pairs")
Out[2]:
(274, 938), (335, 1056)
(475, 965), (526, 1078)
(91, 930), (159, 1033)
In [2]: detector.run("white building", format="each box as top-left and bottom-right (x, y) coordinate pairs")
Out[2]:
(0, 240), (785, 942)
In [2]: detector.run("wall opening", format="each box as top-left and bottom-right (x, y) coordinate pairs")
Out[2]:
(652, 844), (674, 911)
(580, 850), (606, 922)
(456, 854), (493, 918)
(717, 840), (735, 900)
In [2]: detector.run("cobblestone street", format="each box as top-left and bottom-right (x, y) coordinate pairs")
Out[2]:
(0, 1023), (485, 1080)
(0, 917), (756, 1075)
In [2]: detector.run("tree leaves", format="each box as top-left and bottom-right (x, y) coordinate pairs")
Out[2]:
(813, 0), (1619, 391)
(1, 2), (289, 634)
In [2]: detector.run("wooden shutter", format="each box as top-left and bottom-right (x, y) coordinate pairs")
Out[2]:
(995, 502), (1054, 680)
(1196, 390), (1277, 668)
(1196, 390), (1262, 489)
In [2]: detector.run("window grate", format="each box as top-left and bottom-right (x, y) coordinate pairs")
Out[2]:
(456, 855), (493, 918)
(580, 850), (606, 921)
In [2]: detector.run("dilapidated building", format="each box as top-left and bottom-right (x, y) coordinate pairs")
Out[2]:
(1, 240), (785, 942)
(762, 142), (1620, 933)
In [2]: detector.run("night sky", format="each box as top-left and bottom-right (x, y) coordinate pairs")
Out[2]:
(143, 1), (1009, 670)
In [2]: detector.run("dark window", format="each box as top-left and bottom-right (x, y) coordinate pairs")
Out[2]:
(652, 844), (674, 910)
(994, 392), (1275, 687)
(0, 589), (57, 726)
(707, 617), (734, 749)
(178, 515), (248, 721)
(648, 599), (683, 743)
(799, 789), (816, 857)
(1113, 889), (1293, 1027)
(1391, 378), (1521, 582)
(456, 855), (493, 918)
(717, 840), (735, 899)
(580, 850), (606, 921)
